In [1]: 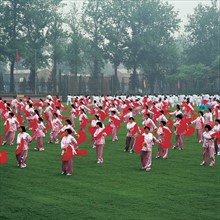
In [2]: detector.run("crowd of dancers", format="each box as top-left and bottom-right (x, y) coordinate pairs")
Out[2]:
(0, 94), (219, 175)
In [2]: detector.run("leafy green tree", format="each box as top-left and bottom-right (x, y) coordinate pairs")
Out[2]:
(100, 0), (129, 94)
(66, 4), (85, 77)
(21, 0), (63, 94)
(47, 1), (66, 94)
(121, 0), (180, 94)
(185, 0), (220, 66)
(170, 64), (212, 94)
(211, 55), (220, 93)
(81, 0), (105, 94)
(0, 0), (27, 93)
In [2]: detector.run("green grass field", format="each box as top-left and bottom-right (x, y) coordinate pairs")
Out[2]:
(0, 114), (219, 220)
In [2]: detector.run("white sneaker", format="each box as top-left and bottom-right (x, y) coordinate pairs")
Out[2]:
(209, 163), (214, 167)
(21, 164), (27, 168)
(200, 161), (206, 166)
(146, 167), (151, 172)
(66, 173), (72, 176)
(217, 152), (220, 156)
(39, 149), (45, 151)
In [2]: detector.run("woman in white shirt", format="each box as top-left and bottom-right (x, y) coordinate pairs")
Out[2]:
(140, 126), (159, 172)
(15, 126), (32, 168)
(61, 129), (78, 175)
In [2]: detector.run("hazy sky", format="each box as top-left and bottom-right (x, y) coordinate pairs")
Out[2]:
(62, 0), (219, 31)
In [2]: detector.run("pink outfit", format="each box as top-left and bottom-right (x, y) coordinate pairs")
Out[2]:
(124, 122), (136, 152)
(50, 118), (63, 143)
(142, 118), (156, 131)
(192, 116), (204, 142)
(156, 114), (168, 123)
(70, 108), (76, 127)
(79, 113), (88, 131)
(140, 133), (158, 170)
(35, 122), (46, 150)
(123, 112), (133, 122)
(44, 106), (53, 121)
(204, 112), (213, 125)
(212, 124), (220, 154)
(173, 120), (184, 149)
(61, 134), (78, 174)
(94, 127), (105, 162)
(109, 115), (120, 141)
(61, 124), (77, 136)
(3, 117), (19, 145)
(156, 126), (170, 158)
(201, 131), (215, 165)
(38, 101), (44, 116)
(16, 132), (32, 167)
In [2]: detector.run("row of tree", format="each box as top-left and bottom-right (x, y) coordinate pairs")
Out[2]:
(0, 0), (219, 95)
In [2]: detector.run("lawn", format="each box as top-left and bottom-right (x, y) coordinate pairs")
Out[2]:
(0, 113), (219, 220)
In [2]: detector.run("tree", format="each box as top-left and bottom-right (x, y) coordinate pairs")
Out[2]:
(211, 55), (220, 93)
(81, 0), (105, 94)
(100, 0), (128, 94)
(0, 0), (27, 93)
(66, 4), (85, 77)
(66, 4), (86, 95)
(119, 0), (180, 94)
(185, 0), (220, 66)
(46, 0), (66, 94)
(168, 64), (212, 94)
(21, 0), (63, 94)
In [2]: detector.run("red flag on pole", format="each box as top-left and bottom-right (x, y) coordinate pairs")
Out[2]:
(16, 50), (19, 63)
